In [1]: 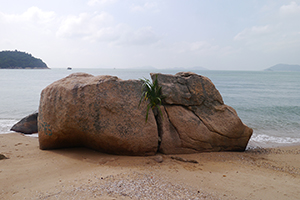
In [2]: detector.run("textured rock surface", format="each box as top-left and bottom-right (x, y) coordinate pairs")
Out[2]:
(151, 72), (253, 154)
(38, 71), (252, 155)
(10, 112), (38, 134)
(153, 71), (223, 106)
(38, 73), (158, 156)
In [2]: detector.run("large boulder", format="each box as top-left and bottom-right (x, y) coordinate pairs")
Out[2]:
(38, 71), (252, 155)
(10, 112), (38, 134)
(152, 72), (253, 154)
(38, 73), (158, 156)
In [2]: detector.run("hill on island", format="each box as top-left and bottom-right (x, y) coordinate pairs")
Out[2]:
(264, 64), (300, 72)
(189, 66), (209, 70)
(0, 50), (49, 69)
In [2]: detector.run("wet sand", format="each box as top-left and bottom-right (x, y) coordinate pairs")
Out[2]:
(1, 132), (300, 199)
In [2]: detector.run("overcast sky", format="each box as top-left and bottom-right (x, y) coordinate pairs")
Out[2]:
(1, 0), (300, 70)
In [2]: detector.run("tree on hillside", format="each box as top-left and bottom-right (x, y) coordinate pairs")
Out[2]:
(0, 50), (49, 69)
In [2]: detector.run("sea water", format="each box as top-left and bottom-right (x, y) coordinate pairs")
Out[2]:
(1, 68), (299, 148)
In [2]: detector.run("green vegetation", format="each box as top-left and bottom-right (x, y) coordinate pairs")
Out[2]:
(139, 75), (165, 122)
(0, 50), (48, 69)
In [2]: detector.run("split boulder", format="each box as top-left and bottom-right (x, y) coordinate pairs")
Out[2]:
(38, 71), (253, 155)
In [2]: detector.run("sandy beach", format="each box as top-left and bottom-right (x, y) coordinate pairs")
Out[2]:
(1, 132), (300, 200)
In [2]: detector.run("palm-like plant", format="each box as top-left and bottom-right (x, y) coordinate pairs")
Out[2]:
(139, 75), (165, 122)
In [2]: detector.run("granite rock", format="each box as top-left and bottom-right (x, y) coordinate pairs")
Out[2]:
(38, 73), (158, 156)
(151, 72), (253, 154)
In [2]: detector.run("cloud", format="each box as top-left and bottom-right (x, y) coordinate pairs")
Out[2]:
(56, 11), (161, 46)
(130, 2), (159, 12)
(87, 0), (116, 7)
(234, 25), (271, 41)
(0, 6), (57, 43)
(0, 6), (56, 24)
(1, 4), (161, 51)
(116, 26), (161, 46)
(56, 12), (114, 39)
(233, 1), (300, 55)
(22, 7), (56, 24)
(172, 40), (236, 58)
(279, 1), (300, 16)
(177, 41), (216, 53)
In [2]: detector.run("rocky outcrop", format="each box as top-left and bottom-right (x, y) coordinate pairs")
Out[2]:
(38, 72), (252, 155)
(10, 112), (38, 134)
(152, 72), (253, 154)
(38, 73), (158, 156)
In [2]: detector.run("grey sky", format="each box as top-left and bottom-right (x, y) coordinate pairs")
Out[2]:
(1, 0), (299, 70)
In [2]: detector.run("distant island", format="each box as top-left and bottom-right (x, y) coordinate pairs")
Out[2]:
(264, 64), (300, 72)
(131, 65), (209, 71)
(189, 66), (209, 70)
(163, 66), (209, 70)
(0, 50), (49, 69)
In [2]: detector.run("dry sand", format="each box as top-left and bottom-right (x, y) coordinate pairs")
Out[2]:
(1, 132), (300, 200)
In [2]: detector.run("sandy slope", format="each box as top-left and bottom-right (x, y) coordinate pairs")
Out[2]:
(1, 133), (300, 200)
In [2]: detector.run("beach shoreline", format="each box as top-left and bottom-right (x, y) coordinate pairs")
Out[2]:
(1, 132), (300, 199)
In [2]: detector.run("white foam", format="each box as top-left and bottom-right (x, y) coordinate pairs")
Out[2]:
(26, 133), (38, 138)
(251, 133), (300, 143)
(0, 119), (19, 134)
(248, 133), (300, 148)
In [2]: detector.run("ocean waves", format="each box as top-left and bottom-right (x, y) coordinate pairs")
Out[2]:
(248, 133), (300, 148)
(0, 119), (19, 134)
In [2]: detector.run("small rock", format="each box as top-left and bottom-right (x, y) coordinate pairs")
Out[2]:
(171, 156), (198, 163)
(153, 155), (163, 163)
(0, 154), (8, 160)
(10, 112), (38, 134)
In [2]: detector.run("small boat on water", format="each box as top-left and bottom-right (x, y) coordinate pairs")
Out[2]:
(67, 67), (72, 70)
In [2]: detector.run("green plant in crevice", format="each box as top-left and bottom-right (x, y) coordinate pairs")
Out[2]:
(139, 75), (165, 122)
